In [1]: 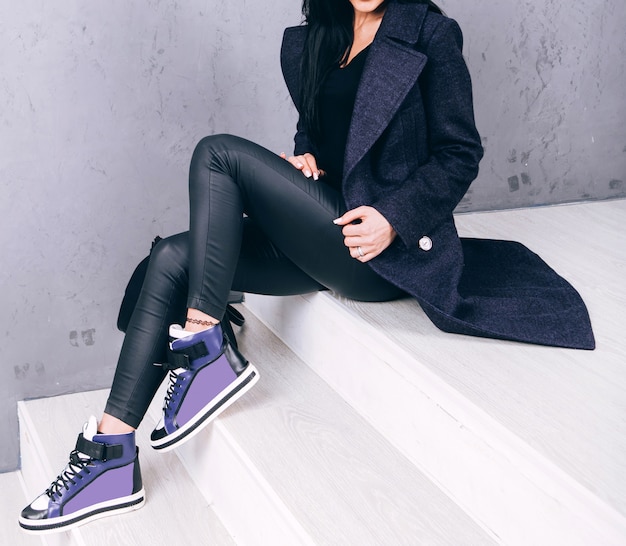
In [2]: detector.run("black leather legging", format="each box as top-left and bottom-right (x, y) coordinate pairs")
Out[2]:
(104, 134), (403, 427)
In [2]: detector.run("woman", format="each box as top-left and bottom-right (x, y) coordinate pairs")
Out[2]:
(19, 0), (594, 533)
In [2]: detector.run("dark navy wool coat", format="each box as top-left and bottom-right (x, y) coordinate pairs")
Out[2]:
(281, 2), (594, 349)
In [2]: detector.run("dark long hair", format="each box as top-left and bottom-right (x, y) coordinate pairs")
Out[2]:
(300, 0), (443, 141)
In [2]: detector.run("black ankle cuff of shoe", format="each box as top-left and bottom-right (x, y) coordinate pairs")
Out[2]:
(75, 434), (123, 461)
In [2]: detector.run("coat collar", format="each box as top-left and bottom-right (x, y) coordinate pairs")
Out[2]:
(344, 2), (429, 180)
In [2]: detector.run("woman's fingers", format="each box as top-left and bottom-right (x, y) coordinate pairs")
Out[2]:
(297, 153), (317, 179)
(302, 153), (321, 180)
(335, 206), (397, 262)
(349, 244), (376, 263)
(350, 244), (367, 258)
(333, 207), (366, 227)
(280, 152), (321, 180)
(346, 238), (373, 262)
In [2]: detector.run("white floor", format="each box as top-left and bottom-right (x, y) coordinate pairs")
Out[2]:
(0, 471), (41, 546)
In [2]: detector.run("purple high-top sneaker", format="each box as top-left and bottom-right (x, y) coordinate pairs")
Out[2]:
(150, 323), (259, 452)
(19, 416), (144, 533)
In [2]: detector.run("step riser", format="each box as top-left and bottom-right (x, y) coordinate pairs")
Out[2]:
(244, 292), (626, 546)
(19, 402), (88, 546)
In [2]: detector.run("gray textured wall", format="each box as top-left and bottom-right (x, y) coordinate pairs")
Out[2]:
(1, 0), (624, 472)
(451, 0), (626, 210)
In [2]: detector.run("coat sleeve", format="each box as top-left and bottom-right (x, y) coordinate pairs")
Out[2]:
(293, 114), (315, 156)
(371, 19), (483, 248)
(280, 26), (316, 157)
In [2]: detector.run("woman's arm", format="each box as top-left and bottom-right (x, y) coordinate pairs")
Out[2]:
(371, 18), (484, 248)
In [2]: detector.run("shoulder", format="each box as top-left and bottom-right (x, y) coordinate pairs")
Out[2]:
(281, 25), (307, 54)
(419, 12), (464, 56)
(280, 25), (307, 73)
(280, 25), (308, 105)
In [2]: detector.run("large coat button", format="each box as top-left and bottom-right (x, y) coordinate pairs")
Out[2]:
(418, 236), (433, 251)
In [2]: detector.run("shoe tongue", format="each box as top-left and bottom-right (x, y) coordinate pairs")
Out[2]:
(82, 415), (99, 442)
(70, 416), (98, 461)
(169, 324), (192, 340)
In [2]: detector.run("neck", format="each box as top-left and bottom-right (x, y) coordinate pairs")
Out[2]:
(353, 6), (386, 31)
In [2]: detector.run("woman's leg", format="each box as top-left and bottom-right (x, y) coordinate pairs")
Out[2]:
(19, 233), (193, 532)
(103, 233), (189, 430)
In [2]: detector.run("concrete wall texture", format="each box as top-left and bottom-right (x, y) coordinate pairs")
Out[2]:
(451, 0), (626, 211)
(0, 0), (624, 471)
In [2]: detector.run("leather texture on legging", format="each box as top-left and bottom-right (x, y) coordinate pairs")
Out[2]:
(104, 134), (403, 428)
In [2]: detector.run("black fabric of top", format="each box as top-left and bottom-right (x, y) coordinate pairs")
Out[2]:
(316, 45), (371, 188)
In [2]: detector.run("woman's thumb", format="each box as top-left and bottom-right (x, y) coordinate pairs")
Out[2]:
(333, 208), (361, 226)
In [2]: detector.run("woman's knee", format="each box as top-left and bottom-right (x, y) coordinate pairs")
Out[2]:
(146, 233), (189, 283)
(192, 134), (244, 164)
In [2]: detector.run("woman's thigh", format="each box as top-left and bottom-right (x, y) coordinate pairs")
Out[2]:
(232, 218), (326, 296)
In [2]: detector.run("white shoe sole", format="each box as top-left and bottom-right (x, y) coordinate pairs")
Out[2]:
(150, 363), (259, 453)
(19, 489), (145, 534)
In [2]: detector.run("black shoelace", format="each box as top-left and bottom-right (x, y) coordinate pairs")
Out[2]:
(162, 370), (183, 412)
(46, 450), (94, 500)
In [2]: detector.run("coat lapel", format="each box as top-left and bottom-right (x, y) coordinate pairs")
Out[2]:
(344, 3), (429, 180)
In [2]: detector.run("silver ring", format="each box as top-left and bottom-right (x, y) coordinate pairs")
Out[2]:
(357, 246), (364, 257)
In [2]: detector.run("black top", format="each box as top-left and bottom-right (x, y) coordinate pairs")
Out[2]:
(316, 45), (371, 190)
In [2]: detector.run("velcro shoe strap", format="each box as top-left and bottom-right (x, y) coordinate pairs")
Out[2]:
(164, 339), (209, 371)
(75, 433), (123, 461)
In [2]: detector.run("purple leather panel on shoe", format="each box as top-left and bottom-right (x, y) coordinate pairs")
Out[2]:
(175, 354), (237, 426)
(63, 464), (135, 515)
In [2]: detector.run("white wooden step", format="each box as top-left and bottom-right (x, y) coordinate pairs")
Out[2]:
(243, 199), (626, 546)
(18, 391), (235, 546)
(0, 471), (40, 546)
(149, 310), (496, 545)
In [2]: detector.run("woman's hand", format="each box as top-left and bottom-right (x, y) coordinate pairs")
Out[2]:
(334, 206), (397, 262)
(280, 152), (323, 180)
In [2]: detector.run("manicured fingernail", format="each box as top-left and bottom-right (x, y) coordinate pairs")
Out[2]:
(333, 218), (340, 224)
(304, 169), (312, 177)
(313, 171), (319, 180)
